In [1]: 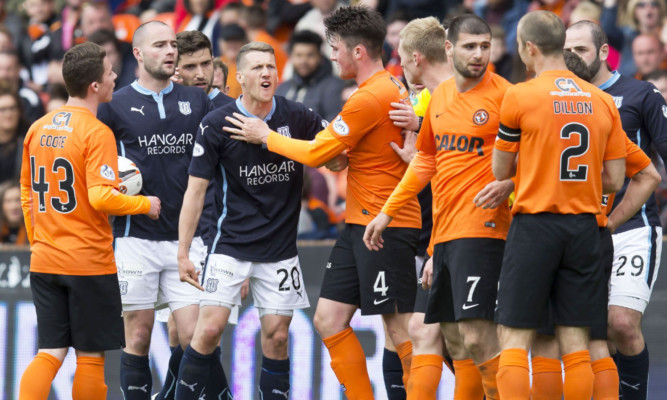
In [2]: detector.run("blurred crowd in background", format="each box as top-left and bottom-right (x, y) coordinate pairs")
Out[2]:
(0, 0), (666, 244)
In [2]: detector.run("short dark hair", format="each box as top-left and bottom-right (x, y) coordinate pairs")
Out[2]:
(184, 0), (214, 14)
(288, 30), (323, 53)
(644, 69), (667, 82)
(242, 5), (267, 30)
(518, 11), (566, 56)
(62, 42), (106, 98)
(236, 41), (275, 70)
(87, 28), (121, 53)
(563, 50), (592, 81)
(176, 30), (212, 62)
(569, 20), (609, 52)
(447, 14), (491, 45)
(324, 5), (386, 60)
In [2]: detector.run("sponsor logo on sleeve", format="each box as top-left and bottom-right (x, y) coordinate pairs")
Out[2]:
(100, 164), (116, 180)
(662, 105), (667, 119)
(178, 101), (192, 115)
(193, 143), (205, 157)
(332, 116), (349, 136)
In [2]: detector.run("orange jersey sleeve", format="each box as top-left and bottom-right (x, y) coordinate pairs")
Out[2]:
(20, 183), (34, 244)
(266, 128), (347, 168)
(88, 185), (151, 216)
(420, 73), (512, 244)
(326, 70), (421, 228)
(495, 70), (627, 216)
(381, 151), (436, 217)
(596, 137), (651, 226)
(20, 106), (123, 275)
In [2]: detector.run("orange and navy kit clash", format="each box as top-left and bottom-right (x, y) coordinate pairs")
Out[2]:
(326, 70), (421, 229)
(495, 70), (627, 215)
(383, 72), (512, 244)
(20, 106), (124, 276)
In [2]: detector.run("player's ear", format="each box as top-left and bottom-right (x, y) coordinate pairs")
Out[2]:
(445, 40), (453, 58)
(133, 47), (142, 62)
(599, 43), (610, 63)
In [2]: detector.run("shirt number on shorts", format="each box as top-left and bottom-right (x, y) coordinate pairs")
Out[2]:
(466, 276), (481, 303)
(559, 123), (590, 181)
(31, 156), (77, 213)
(616, 255), (644, 277)
(374, 271), (389, 297)
(277, 267), (301, 291)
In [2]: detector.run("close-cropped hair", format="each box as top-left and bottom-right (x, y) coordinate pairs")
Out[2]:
(62, 42), (106, 98)
(569, 20), (609, 52)
(399, 17), (447, 63)
(236, 41), (275, 70)
(518, 11), (566, 56)
(447, 14), (491, 45)
(176, 30), (213, 61)
(324, 5), (386, 60)
(289, 30), (324, 54)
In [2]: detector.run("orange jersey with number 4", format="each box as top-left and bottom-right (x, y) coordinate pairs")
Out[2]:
(20, 106), (121, 275)
(495, 70), (626, 215)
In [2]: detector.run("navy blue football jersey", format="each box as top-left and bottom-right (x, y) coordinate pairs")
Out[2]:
(209, 88), (234, 109)
(189, 96), (326, 262)
(98, 81), (213, 240)
(600, 72), (667, 233)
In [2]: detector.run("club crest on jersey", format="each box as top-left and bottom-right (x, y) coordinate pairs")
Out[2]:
(193, 143), (205, 157)
(178, 101), (192, 115)
(277, 126), (291, 137)
(613, 96), (623, 108)
(333, 115), (349, 136)
(473, 109), (489, 125)
(119, 281), (128, 295)
(205, 278), (219, 293)
(100, 164), (116, 181)
(662, 105), (667, 118)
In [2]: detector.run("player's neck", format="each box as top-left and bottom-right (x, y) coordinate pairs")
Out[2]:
(423, 63), (453, 92)
(240, 94), (273, 120)
(137, 74), (172, 94)
(65, 97), (98, 116)
(533, 54), (568, 77)
(354, 59), (385, 86)
(591, 67), (614, 87)
(454, 71), (485, 93)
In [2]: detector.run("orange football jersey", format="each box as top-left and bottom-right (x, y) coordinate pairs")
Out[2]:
(20, 106), (121, 275)
(327, 70), (421, 228)
(495, 70), (626, 215)
(416, 72), (512, 243)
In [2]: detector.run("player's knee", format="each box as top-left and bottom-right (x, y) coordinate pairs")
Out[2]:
(265, 328), (289, 352)
(198, 323), (225, 347)
(313, 310), (339, 338)
(126, 326), (152, 353)
(408, 316), (431, 344)
(609, 312), (641, 344)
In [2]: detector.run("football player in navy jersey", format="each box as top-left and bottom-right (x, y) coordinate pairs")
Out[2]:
(97, 21), (213, 400)
(565, 21), (667, 400)
(176, 42), (327, 400)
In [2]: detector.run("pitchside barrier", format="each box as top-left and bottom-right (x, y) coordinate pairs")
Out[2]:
(0, 240), (665, 399)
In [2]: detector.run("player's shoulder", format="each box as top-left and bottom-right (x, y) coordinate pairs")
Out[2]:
(360, 70), (407, 99)
(274, 95), (313, 115)
(488, 71), (512, 92)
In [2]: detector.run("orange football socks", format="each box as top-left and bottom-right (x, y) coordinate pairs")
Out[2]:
(531, 356), (563, 400)
(407, 354), (444, 400)
(497, 348), (531, 399)
(322, 327), (374, 400)
(396, 340), (413, 388)
(562, 350), (594, 400)
(19, 352), (62, 400)
(592, 357), (619, 400)
(453, 358), (485, 399)
(72, 356), (107, 400)
(477, 354), (500, 400)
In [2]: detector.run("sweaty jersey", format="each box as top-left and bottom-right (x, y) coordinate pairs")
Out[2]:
(327, 70), (421, 228)
(600, 72), (667, 233)
(495, 70), (627, 215)
(418, 72), (512, 243)
(21, 106), (121, 275)
(189, 96), (325, 262)
(597, 137), (651, 227)
(98, 81), (212, 241)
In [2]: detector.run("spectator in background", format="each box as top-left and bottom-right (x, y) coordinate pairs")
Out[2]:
(490, 24), (513, 81)
(632, 33), (665, 78)
(527, 0), (579, 26)
(602, 0), (665, 76)
(217, 23), (248, 98)
(0, 25), (16, 51)
(0, 181), (27, 245)
(569, 0), (622, 70)
(384, 11), (409, 82)
(239, 5), (288, 79)
(45, 82), (68, 112)
(295, 0), (340, 59)
(79, 1), (114, 37)
(298, 172), (337, 240)
(646, 68), (667, 102)
(0, 50), (46, 123)
(212, 57), (229, 94)
(277, 30), (344, 121)
(48, 0), (87, 60)
(474, 0), (529, 54)
(177, 0), (220, 40)
(87, 29), (137, 89)
(0, 0), (25, 51)
(0, 84), (27, 183)
(19, 0), (59, 89)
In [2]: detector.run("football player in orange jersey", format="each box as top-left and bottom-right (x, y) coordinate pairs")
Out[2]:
(492, 11), (626, 400)
(18, 42), (160, 400)
(224, 6), (422, 399)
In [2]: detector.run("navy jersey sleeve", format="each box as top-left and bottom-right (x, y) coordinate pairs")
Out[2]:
(189, 114), (223, 180)
(643, 85), (667, 161)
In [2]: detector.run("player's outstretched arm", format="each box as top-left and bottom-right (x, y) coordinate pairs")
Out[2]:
(177, 175), (209, 291)
(88, 185), (158, 219)
(492, 148), (517, 181)
(363, 212), (393, 251)
(474, 179), (515, 209)
(607, 163), (661, 232)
